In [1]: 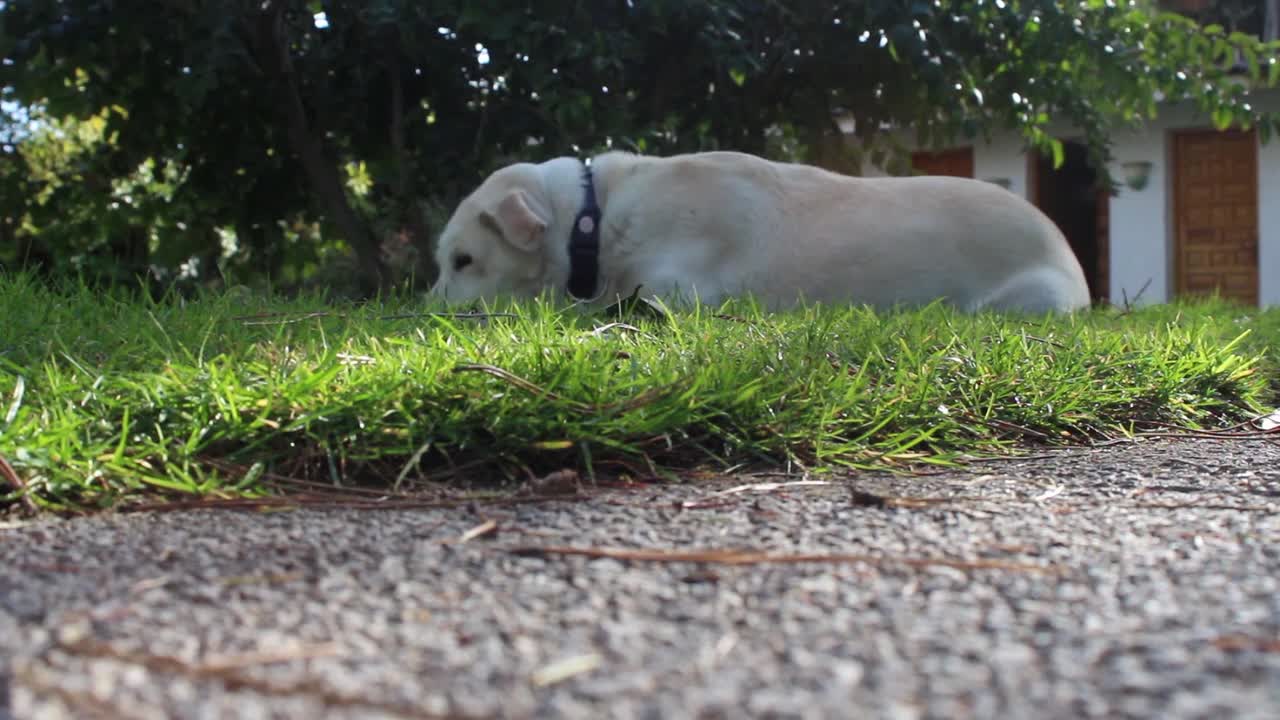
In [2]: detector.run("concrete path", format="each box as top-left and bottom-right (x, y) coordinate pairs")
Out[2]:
(3, 438), (1279, 719)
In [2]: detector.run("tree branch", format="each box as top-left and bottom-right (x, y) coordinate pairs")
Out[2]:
(244, 3), (386, 294)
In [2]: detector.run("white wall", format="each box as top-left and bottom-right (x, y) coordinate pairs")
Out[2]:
(1260, 125), (1280, 307)
(973, 135), (1032, 200)
(1106, 123), (1173, 307)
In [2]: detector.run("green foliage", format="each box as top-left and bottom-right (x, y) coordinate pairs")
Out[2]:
(1, 271), (1276, 510)
(2, 1), (1278, 291)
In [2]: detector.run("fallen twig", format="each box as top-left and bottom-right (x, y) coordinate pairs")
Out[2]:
(1133, 430), (1280, 442)
(1126, 501), (1277, 513)
(1089, 437), (1140, 448)
(1135, 418), (1280, 438)
(681, 480), (832, 508)
(48, 638), (455, 718)
(505, 545), (1057, 574)
(217, 572), (307, 587)
(380, 311), (517, 321)
(986, 419), (1052, 441)
(199, 642), (344, 671)
(1211, 635), (1280, 653)
(453, 519), (499, 544)
(530, 653), (603, 687)
(1033, 486), (1066, 503)
(588, 322), (645, 337)
(1022, 333), (1067, 349)
(336, 352), (376, 366)
(236, 311), (332, 325)
(960, 452), (1072, 463)
(520, 468), (583, 496)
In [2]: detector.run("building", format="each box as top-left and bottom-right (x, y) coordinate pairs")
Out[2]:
(861, 1), (1280, 308)
(891, 90), (1280, 308)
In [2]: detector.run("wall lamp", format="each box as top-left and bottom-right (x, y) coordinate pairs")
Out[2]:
(1120, 160), (1153, 191)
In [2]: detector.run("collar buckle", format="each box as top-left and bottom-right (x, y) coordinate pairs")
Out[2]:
(566, 162), (602, 300)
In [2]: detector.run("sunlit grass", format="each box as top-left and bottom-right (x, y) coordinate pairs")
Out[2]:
(1, 271), (1276, 510)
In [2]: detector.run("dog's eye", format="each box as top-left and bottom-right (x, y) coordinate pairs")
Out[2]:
(453, 253), (473, 272)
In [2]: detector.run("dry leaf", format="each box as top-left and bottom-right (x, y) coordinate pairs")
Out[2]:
(1256, 408), (1280, 432)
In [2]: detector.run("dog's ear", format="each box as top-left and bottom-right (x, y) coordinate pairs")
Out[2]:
(487, 189), (548, 253)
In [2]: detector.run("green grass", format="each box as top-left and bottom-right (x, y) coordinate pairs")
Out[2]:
(1, 271), (1277, 510)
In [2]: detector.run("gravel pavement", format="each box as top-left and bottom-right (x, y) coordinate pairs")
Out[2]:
(3, 437), (1279, 720)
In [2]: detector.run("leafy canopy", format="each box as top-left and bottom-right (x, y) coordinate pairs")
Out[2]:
(2, 0), (1277, 292)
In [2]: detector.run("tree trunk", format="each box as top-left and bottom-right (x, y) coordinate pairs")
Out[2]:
(382, 26), (438, 288)
(8, 231), (54, 277)
(246, 4), (387, 296)
(803, 97), (858, 175)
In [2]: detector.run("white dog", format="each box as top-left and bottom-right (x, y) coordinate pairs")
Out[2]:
(430, 151), (1090, 313)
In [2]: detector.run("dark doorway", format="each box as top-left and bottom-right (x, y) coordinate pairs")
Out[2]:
(1032, 140), (1109, 303)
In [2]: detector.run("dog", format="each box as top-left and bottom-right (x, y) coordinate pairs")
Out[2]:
(430, 151), (1091, 313)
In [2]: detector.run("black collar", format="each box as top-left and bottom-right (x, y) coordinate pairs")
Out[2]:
(566, 161), (602, 300)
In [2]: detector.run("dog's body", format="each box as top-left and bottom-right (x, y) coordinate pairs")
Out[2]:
(431, 151), (1091, 313)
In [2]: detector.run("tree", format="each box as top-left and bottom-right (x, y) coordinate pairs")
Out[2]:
(2, 1), (1278, 294)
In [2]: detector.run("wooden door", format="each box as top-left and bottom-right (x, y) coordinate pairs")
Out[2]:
(1173, 129), (1259, 305)
(911, 147), (974, 177)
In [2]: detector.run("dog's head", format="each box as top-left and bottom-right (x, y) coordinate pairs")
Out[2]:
(430, 163), (559, 304)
